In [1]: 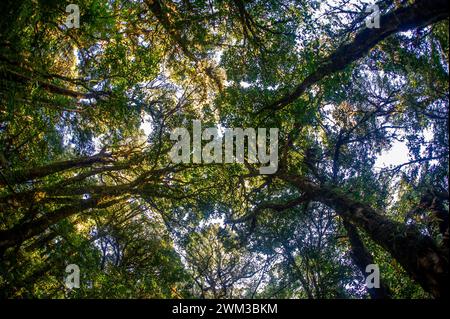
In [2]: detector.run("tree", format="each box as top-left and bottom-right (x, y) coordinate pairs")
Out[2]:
(0, 0), (448, 299)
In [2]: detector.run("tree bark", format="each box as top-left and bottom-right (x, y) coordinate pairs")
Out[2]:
(262, 0), (450, 113)
(284, 175), (448, 298)
(0, 152), (111, 187)
(1, 68), (93, 99)
(0, 197), (120, 251)
(343, 219), (392, 299)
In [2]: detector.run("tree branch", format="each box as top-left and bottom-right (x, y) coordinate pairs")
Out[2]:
(259, 0), (449, 114)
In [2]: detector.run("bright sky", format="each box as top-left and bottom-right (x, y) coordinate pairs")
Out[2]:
(374, 128), (434, 170)
(141, 113), (153, 136)
(374, 140), (409, 169)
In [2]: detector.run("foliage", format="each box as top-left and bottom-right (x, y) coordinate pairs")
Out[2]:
(0, 0), (448, 299)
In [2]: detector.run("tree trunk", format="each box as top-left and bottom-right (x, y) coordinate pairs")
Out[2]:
(284, 175), (449, 298)
(0, 152), (111, 187)
(264, 0), (450, 113)
(343, 219), (392, 299)
(0, 197), (120, 251)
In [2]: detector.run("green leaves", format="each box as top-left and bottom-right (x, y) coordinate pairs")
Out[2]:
(0, 0), (448, 299)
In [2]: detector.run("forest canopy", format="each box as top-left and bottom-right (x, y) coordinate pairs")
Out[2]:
(0, 0), (448, 299)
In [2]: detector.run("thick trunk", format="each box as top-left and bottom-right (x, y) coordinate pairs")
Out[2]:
(284, 175), (448, 298)
(421, 191), (449, 249)
(343, 220), (392, 299)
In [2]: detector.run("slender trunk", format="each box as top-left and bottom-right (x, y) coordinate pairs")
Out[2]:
(343, 219), (392, 299)
(283, 244), (314, 299)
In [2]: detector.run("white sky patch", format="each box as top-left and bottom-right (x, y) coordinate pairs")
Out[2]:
(175, 88), (184, 99)
(423, 127), (434, 143)
(92, 134), (105, 153)
(201, 215), (226, 228)
(217, 123), (225, 137)
(374, 140), (409, 169)
(213, 50), (223, 64)
(140, 112), (154, 136)
(240, 81), (251, 88)
(74, 48), (80, 66)
(375, 128), (437, 170)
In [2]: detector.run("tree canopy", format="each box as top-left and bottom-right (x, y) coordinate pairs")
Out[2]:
(0, 0), (448, 299)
